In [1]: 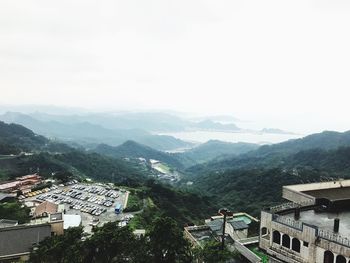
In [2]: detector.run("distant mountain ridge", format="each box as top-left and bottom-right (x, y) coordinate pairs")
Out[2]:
(0, 112), (192, 151)
(186, 130), (350, 174)
(175, 140), (259, 167)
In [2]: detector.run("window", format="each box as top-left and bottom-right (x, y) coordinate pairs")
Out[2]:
(261, 227), (268, 236)
(336, 255), (346, 263)
(324, 250), (334, 263)
(292, 238), (301, 253)
(303, 241), (309, 247)
(273, 230), (281, 244)
(282, 234), (290, 248)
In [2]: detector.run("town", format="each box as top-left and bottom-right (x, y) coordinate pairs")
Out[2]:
(2, 169), (350, 262)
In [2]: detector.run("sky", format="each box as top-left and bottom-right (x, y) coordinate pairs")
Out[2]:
(1, 0), (350, 134)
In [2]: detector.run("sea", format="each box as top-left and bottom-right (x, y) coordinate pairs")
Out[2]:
(158, 130), (303, 145)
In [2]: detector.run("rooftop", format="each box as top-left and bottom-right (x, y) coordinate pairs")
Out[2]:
(283, 179), (350, 204)
(229, 220), (249, 230)
(33, 201), (58, 217)
(185, 225), (217, 247)
(303, 186), (350, 202)
(274, 180), (350, 240)
(63, 214), (81, 229)
(283, 208), (350, 237)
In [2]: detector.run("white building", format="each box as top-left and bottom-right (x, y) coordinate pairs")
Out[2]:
(259, 179), (350, 263)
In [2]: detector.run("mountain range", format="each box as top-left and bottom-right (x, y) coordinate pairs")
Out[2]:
(183, 130), (350, 216)
(2, 118), (350, 218)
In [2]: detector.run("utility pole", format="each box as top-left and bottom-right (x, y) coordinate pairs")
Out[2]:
(218, 208), (231, 251)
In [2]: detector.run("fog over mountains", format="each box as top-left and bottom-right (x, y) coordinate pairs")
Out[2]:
(0, 106), (297, 151)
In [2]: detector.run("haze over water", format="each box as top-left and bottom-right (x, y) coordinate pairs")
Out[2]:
(159, 131), (302, 145)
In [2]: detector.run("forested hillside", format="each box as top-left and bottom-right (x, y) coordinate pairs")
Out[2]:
(185, 136), (350, 216)
(93, 141), (184, 169)
(175, 140), (259, 167)
(187, 130), (350, 174)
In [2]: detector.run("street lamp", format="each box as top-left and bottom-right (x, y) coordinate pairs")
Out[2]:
(218, 208), (232, 251)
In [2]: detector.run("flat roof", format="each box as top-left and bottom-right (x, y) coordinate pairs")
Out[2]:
(284, 209), (350, 237)
(186, 226), (217, 246)
(63, 214), (81, 229)
(303, 187), (350, 202)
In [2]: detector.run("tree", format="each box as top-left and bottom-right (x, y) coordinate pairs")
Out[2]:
(29, 227), (84, 263)
(148, 216), (193, 263)
(82, 222), (146, 263)
(194, 241), (234, 263)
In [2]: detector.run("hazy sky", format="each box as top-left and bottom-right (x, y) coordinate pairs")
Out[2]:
(1, 0), (350, 133)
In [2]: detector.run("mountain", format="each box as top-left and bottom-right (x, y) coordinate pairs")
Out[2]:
(29, 111), (190, 132)
(93, 141), (184, 169)
(0, 112), (192, 151)
(185, 146), (350, 216)
(183, 130), (350, 216)
(187, 130), (350, 174)
(260, 130), (350, 151)
(0, 121), (146, 183)
(175, 140), (259, 166)
(0, 120), (48, 154)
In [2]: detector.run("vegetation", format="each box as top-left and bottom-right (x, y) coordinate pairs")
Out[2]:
(185, 145), (350, 216)
(29, 217), (196, 263)
(175, 140), (259, 167)
(193, 241), (235, 263)
(127, 180), (215, 229)
(0, 121), (48, 154)
(124, 192), (143, 212)
(93, 140), (184, 169)
(0, 150), (147, 185)
(0, 201), (31, 224)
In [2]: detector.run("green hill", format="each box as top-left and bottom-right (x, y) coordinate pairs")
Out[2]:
(184, 131), (350, 216)
(187, 130), (350, 174)
(176, 140), (259, 166)
(93, 141), (184, 169)
(0, 121), (48, 154)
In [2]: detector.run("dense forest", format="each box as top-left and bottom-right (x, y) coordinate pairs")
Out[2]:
(184, 133), (350, 216)
(29, 217), (233, 263)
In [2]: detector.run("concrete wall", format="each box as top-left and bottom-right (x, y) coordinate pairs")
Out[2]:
(260, 211), (350, 263)
(260, 211), (318, 263)
(50, 220), (64, 235)
(0, 224), (51, 258)
(284, 180), (350, 193)
(282, 187), (315, 204)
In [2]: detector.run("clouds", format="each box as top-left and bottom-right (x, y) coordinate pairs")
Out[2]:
(0, 0), (350, 133)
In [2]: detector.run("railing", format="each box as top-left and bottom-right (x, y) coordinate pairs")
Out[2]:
(273, 215), (303, 230)
(269, 200), (314, 213)
(185, 225), (210, 231)
(318, 229), (350, 247)
(239, 236), (260, 245)
(234, 241), (262, 263)
(268, 245), (304, 263)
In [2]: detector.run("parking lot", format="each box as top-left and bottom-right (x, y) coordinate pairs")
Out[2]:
(25, 182), (130, 233)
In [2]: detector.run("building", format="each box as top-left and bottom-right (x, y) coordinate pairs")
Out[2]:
(259, 179), (350, 263)
(185, 212), (261, 262)
(0, 174), (42, 193)
(63, 214), (81, 229)
(0, 223), (52, 262)
(33, 201), (58, 218)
